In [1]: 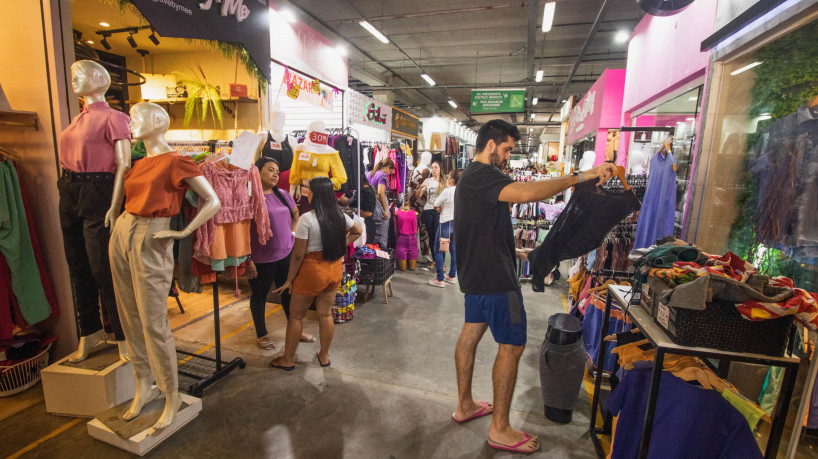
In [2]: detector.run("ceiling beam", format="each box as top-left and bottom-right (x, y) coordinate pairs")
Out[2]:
(332, 2), (529, 23)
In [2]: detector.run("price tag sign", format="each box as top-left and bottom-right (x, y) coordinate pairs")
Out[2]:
(657, 303), (670, 330)
(313, 79), (321, 94)
(298, 152), (311, 161)
(287, 84), (300, 99)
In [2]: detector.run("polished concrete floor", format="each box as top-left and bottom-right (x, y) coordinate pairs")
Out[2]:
(0, 265), (598, 458)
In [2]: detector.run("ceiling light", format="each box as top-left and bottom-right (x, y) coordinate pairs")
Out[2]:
(86, 40), (94, 44)
(688, 96), (698, 101)
(615, 30), (629, 43)
(535, 69), (543, 82)
(421, 73), (436, 86)
(127, 33), (137, 48)
(99, 22), (110, 27)
(730, 61), (763, 76)
(360, 20), (389, 44)
(541, 2), (556, 33)
(148, 28), (160, 46)
(448, 99), (457, 108)
(532, 97), (538, 105)
(336, 44), (348, 57)
(100, 35), (111, 51)
(281, 9), (297, 23)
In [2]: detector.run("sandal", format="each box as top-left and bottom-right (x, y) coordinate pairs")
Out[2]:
(257, 336), (276, 350)
(300, 334), (316, 343)
(270, 358), (295, 371)
(487, 432), (539, 454)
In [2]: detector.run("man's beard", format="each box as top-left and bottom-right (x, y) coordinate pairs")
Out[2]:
(489, 146), (507, 169)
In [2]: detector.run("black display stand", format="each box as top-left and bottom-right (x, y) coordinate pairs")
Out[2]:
(589, 285), (800, 459)
(176, 282), (245, 397)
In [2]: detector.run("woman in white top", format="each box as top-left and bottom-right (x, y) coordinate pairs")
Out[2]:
(429, 169), (460, 287)
(271, 177), (361, 370)
(415, 162), (446, 266)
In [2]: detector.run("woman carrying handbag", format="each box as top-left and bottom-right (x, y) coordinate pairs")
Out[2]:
(429, 169), (460, 288)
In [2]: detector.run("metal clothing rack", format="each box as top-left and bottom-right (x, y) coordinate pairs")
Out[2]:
(589, 285), (800, 459)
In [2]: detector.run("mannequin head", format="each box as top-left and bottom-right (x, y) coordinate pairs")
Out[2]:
(578, 151), (595, 171)
(629, 149), (648, 174)
(417, 151), (432, 169)
(130, 102), (170, 140)
(71, 60), (111, 97)
(269, 103), (285, 132)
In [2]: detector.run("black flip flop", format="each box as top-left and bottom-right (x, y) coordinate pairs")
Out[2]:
(315, 353), (331, 367)
(270, 359), (295, 371)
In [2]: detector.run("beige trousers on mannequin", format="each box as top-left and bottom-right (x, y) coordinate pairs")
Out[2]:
(109, 213), (177, 393)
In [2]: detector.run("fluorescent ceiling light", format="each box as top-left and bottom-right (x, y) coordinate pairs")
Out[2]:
(535, 69), (543, 82)
(360, 20), (389, 44)
(730, 61), (763, 76)
(532, 97), (538, 105)
(99, 22), (110, 27)
(421, 73), (436, 86)
(541, 2), (555, 32)
(615, 31), (629, 43)
(281, 9), (297, 23)
(448, 99), (457, 108)
(336, 44), (348, 57)
(86, 40), (94, 44)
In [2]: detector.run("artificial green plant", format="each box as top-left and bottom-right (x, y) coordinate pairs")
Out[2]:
(173, 62), (223, 130)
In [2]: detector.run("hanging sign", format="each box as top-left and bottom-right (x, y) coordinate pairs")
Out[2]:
(128, 0), (271, 82)
(391, 107), (419, 139)
(282, 67), (334, 111)
(347, 90), (392, 131)
(470, 89), (526, 114)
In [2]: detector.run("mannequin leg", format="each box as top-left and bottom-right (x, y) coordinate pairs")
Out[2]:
(397, 260), (407, 271)
(68, 329), (107, 363)
(408, 259), (417, 270)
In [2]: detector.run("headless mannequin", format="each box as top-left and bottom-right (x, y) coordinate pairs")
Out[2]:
(578, 151), (595, 172)
(269, 103), (286, 142)
(397, 204), (418, 271)
(119, 103), (221, 431)
(65, 60), (131, 363)
(413, 151), (432, 181)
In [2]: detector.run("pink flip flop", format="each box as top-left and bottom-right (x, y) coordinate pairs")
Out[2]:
(452, 401), (493, 423)
(487, 431), (539, 454)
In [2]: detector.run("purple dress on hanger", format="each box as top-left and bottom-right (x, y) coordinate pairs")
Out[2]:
(633, 151), (676, 250)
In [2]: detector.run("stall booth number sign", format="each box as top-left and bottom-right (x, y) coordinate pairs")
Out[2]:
(470, 89), (526, 114)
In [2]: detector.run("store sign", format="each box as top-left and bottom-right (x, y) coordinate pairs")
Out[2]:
(560, 95), (575, 121)
(282, 67), (333, 111)
(568, 91), (596, 137)
(129, 0), (271, 81)
(269, 8), (349, 90)
(391, 107), (419, 138)
(470, 89), (526, 113)
(347, 90), (392, 131)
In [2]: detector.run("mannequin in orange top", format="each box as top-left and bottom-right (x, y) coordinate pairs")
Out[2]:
(109, 102), (220, 432)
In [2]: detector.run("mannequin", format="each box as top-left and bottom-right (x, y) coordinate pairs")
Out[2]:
(395, 203), (419, 270)
(578, 151), (595, 172)
(288, 121), (347, 205)
(110, 102), (221, 431)
(629, 148), (648, 174)
(261, 104), (293, 190)
(60, 60), (131, 363)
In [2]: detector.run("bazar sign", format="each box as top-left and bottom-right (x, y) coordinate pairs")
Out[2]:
(470, 89), (526, 113)
(347, 91), (392, 131)
(283, 67), (334, 111)
(269, 8), (348, 90)
(128, 0), (271, 81)
(391, 107), (419, 139)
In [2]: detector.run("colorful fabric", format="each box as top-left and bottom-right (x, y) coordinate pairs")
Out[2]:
(735, 276), (818, 329)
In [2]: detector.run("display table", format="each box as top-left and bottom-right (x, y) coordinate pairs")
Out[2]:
(589, 285), (800, 459)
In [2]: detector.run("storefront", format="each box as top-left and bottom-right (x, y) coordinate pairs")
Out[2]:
(619, 0), (717, 239)
(565, 69), (626, 170)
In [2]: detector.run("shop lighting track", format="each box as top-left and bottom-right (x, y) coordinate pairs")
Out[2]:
(95, 26), (152, 50)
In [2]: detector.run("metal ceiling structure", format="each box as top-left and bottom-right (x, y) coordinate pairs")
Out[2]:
(284, 0), (645, 150)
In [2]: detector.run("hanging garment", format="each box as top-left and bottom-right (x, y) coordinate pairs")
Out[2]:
(334, 135), (360, 194)
(607, 368), (762, 459)
(528, 181), (640, 292)
(289, 145), (348, 190)
(633, 152), (676, 250)
(261, 132), (294, 172)
(582, 293), (633, 373)
(194, 161), (271, 257)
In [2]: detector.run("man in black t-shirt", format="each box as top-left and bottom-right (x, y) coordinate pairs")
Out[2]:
(452, 119), (614, 454)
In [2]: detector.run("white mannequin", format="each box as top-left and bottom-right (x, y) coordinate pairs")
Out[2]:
(413, 151), (432, 180)
(268, 103), (286, 142)
(629, 148), (648, 174)
(290, 120), (337, 200)
(578, 151), (595, 172)
(67, 60), (131, 364)
(121, 102), (221, 431)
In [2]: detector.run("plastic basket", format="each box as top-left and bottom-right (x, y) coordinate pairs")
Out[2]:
(0, 343), (52, 397)
(358, 250), (395, 285)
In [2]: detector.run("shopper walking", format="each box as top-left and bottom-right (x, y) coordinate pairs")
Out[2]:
(452, 119), (615, 454)
(416, 161), (445, 267)
(428, 169), (460, 288)
(348, 169), (376, 244)
(367, 158), (395, 248)
(270, 177), (362, 370)
(245, 158), (314, 349)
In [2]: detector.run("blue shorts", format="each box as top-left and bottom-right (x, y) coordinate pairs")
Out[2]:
(464, 289), (527, 346)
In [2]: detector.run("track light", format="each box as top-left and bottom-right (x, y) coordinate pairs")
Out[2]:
(359, 20), (389, 44)
(421, 73), (436, 86)
(535, 69), (543, 82)
(542, 2), (556, 33)
(148, 28), (160, 46)
(448, 99), (457, 108)
(100, 34), (111, 50)
(127, 33), (137, 48)
(137, 49), (149, 57)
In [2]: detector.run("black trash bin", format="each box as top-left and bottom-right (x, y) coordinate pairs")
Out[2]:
(539, 313), (585, 423)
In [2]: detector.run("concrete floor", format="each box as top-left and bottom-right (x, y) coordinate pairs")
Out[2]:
(1, 265), (598, 458)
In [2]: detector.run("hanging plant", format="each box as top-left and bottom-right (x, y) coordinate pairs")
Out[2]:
(173, 62), (224, 130)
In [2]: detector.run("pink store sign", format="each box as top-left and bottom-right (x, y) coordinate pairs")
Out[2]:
(566, 69), (626, 145)
(269, 6), (348, 90)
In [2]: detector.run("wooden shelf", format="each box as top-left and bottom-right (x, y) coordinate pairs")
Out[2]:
(128, 97), (258, 105)
(0, 109), (39, 130)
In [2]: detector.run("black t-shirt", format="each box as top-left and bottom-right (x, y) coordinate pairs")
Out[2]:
(351, 185), (376, 213)
(454, 161), (519, 294)
(261, 132), (294, 172)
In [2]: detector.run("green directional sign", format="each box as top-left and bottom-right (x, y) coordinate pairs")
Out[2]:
(470, 89), (526, 113)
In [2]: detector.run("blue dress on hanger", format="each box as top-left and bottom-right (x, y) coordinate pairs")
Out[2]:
(633, 151), (676, 250)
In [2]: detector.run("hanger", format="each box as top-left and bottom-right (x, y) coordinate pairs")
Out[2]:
(614, 165), (631, 191)
(0, 145), (20, 160)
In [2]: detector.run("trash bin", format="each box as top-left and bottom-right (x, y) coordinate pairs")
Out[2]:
(540, 313), (585, 423)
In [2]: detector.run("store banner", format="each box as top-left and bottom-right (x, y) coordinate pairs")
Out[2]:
(347, 91), (391, 131)
(566, 69), (626, 145)
(282, 66), (334, 111)
(269, 7), (349, 90)
(129, 0), (271, 82)
(470, 89), (526, 114)
(391, 107), (419, 139)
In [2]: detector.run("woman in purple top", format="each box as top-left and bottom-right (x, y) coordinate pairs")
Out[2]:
(366, 158), (395, 248)
(246, 157), (314, 349)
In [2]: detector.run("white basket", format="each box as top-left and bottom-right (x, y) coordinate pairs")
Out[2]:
(0, 343), (52, 397)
